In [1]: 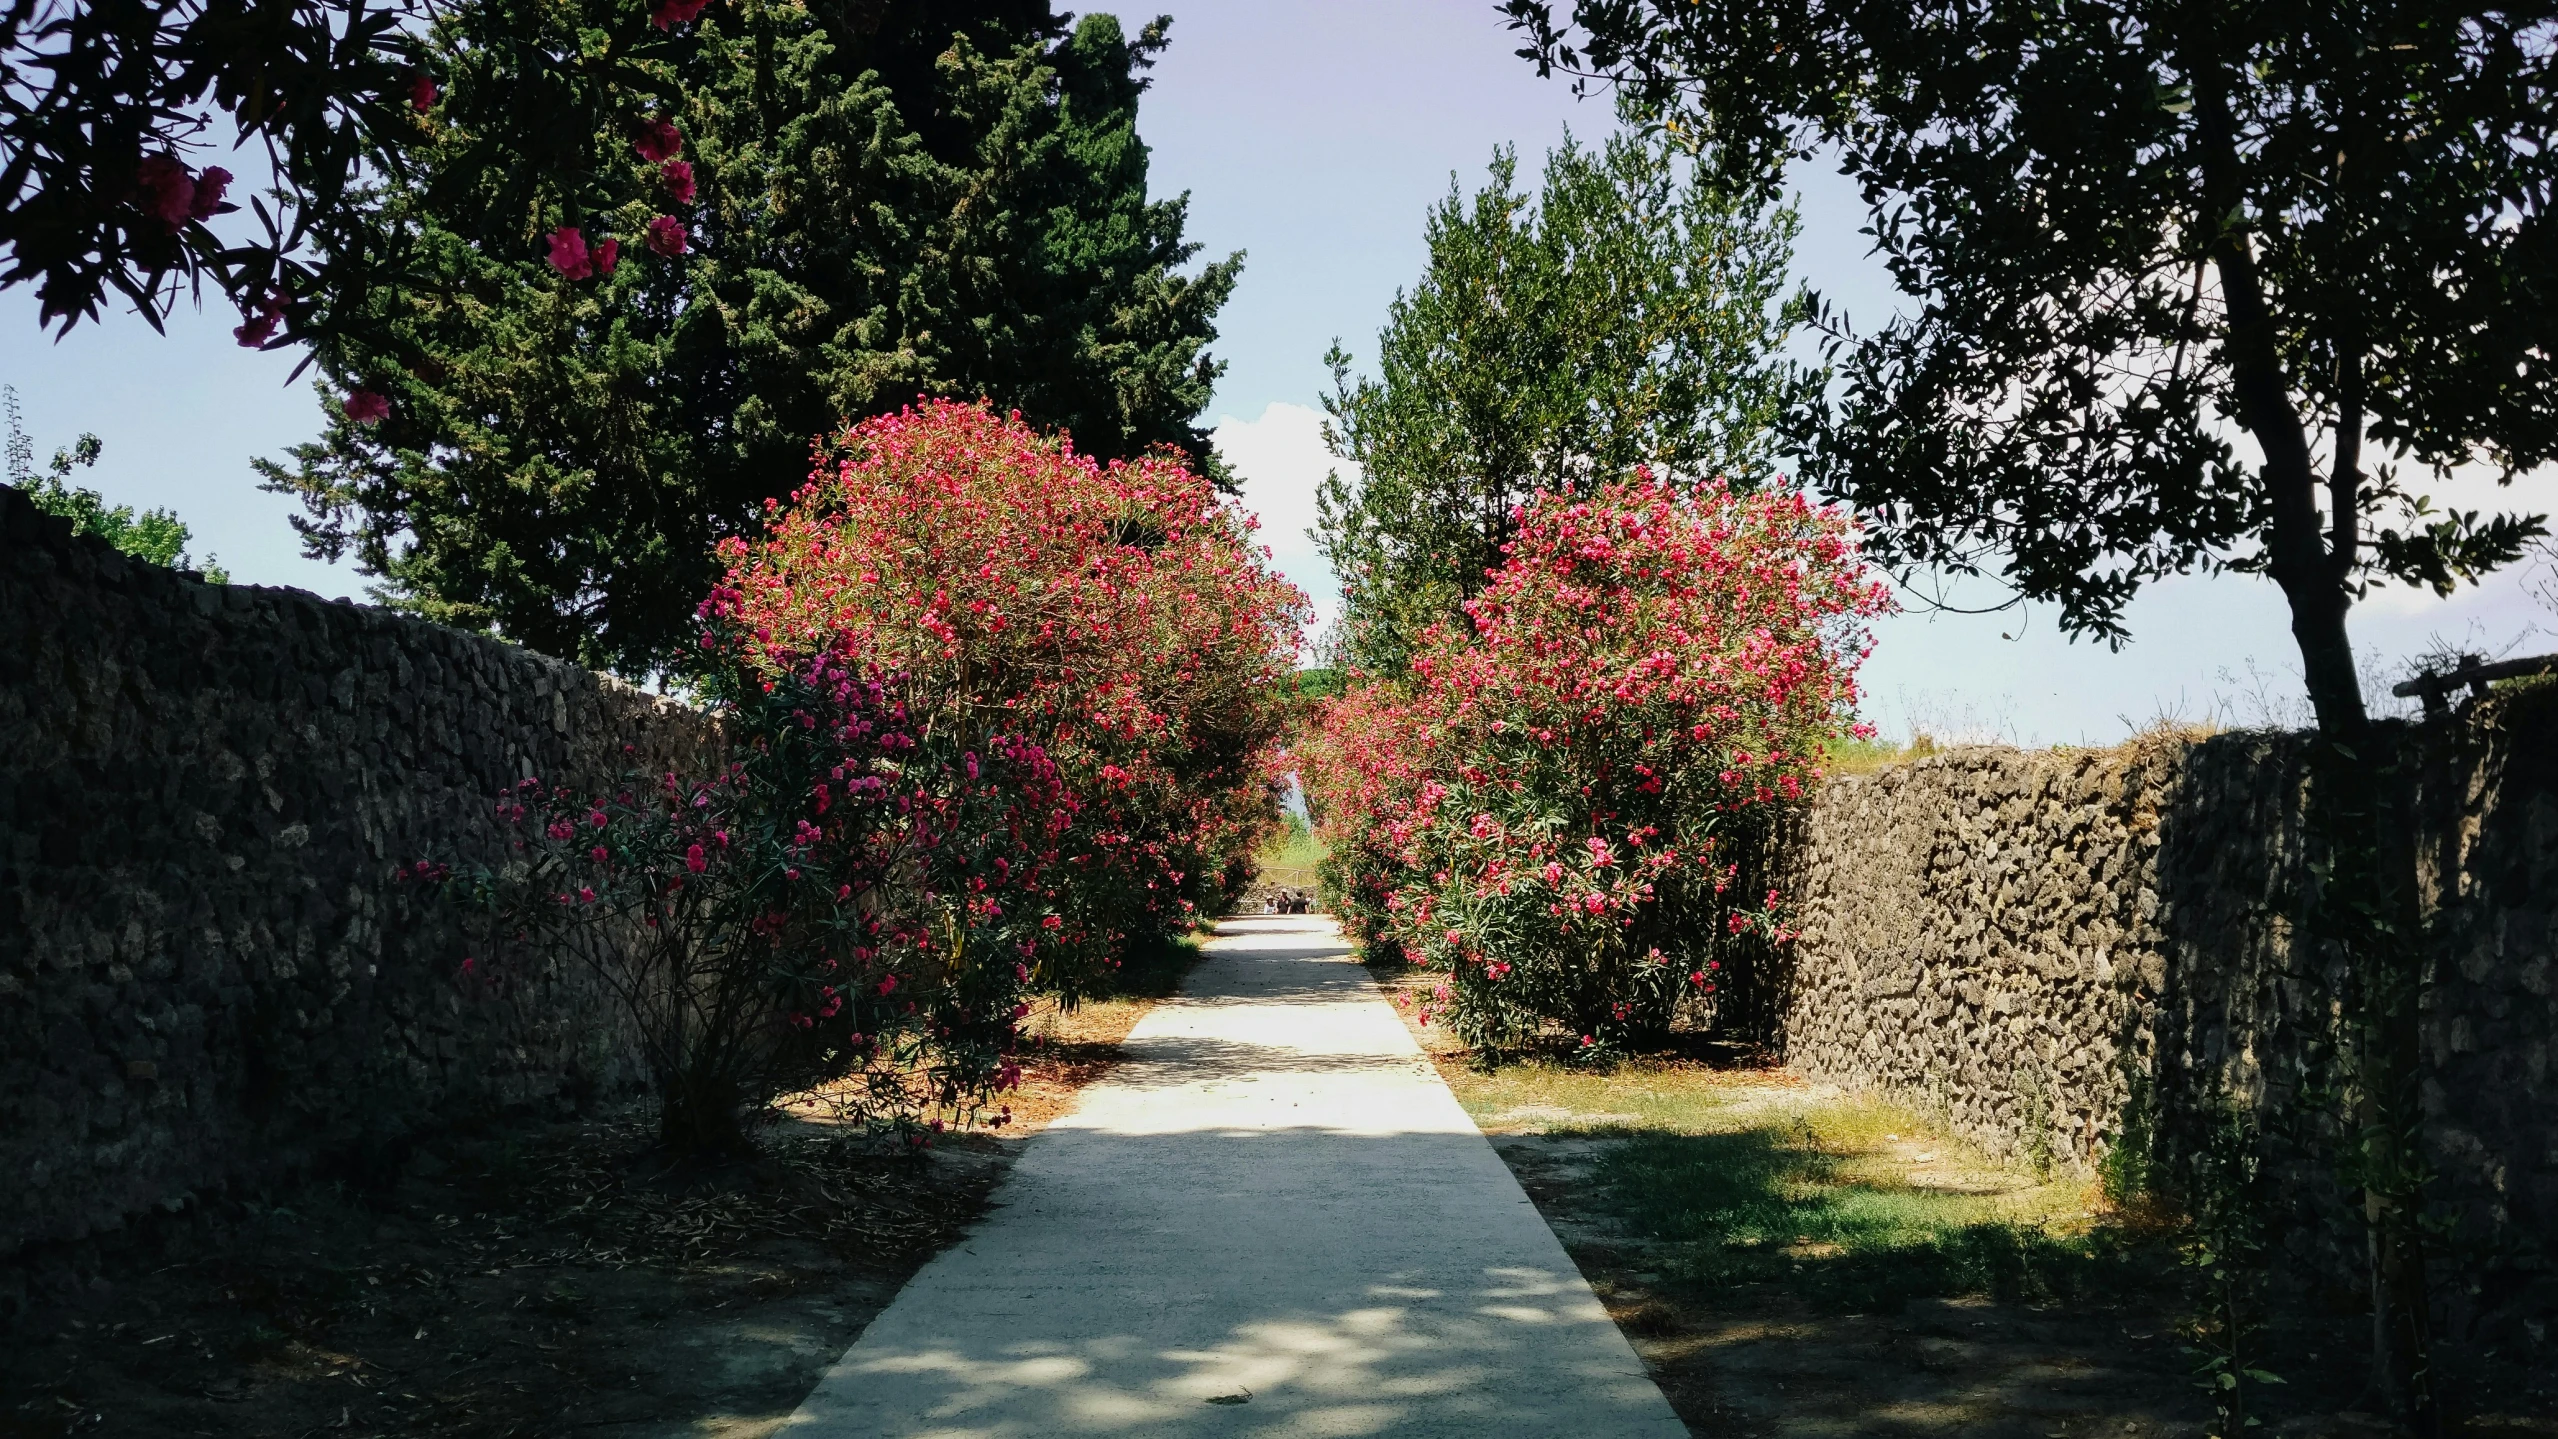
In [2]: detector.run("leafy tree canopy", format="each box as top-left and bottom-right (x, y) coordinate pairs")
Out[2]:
(4, 384), (225, 579)
(1, 0), (725, 351)
(1508, 5), (2558, 1425)
(1314, 117), (1811, 678)
(257, 2), (1238, 677)
(1504, 0), (2558, 736)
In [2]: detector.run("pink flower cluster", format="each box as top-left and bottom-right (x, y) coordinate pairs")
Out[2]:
(541, 119), (692, 280)
(134, 155), (231, 231)
(711, 400), (1308, 1001)
(547, 226), (621, 280)
(1301, 471), (1888, 1050)
(436, 644), (1075, 1142)
(234, 290), (289, 349)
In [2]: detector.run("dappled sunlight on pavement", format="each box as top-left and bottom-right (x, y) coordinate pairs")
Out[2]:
(782, 916), (1685, 1438)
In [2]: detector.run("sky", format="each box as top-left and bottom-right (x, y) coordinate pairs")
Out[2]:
(6, 0), (2553, 744)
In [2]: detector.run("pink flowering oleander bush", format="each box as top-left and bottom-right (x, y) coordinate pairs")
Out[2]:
(431, 630), (1072, 1156)
(1301, 472), (1888, 1056)
(710, 400), (1309, 1003)
(1297, 679), (1437, 959)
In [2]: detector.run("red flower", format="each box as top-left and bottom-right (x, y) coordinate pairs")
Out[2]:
(344, 390), (390, 425)
(634, 119), (684, 163)
(234, 291), (288, 349)
(546, 225), (594, 279)
(660, 159), (696, 204)
(713, 399), (1304, 1007)
(187, 166), (231, 221)
(650, 0), (710, 27)
(685, 842), (707, 873)
(409, 74), (440, 112)
(645, 215), (689, 258)
(592, 236), (620, 276)
(135, 155), (194, 229)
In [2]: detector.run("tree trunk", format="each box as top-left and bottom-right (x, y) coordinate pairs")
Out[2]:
(2192, 52), (2438, 1431)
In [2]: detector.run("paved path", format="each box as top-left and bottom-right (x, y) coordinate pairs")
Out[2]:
(783, 914), (1686, 1438)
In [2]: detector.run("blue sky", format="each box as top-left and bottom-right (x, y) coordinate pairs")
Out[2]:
(7, 0), (2552, 742)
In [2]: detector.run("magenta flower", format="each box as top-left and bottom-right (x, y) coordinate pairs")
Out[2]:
(187, 166), (231, 221)
(685, 842), (707, 873)
(660, 159), (696, 204)
(233, 290), (287, 348)
(410, 74), (440, 112)
(546, 225), (594, 279)
(344, 390), (390, 425)
(135, 155), (194, 229)
(592, 236), (620, 276)
(634, 119), (683, 163)
(645, 215), (688, 258)
(649, 0), (709, 28)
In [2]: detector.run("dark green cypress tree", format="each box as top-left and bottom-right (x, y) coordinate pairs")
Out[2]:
(259, 4), (1238, 677)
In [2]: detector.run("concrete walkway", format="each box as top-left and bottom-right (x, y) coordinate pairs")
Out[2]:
(782, 914), (1687, 1438)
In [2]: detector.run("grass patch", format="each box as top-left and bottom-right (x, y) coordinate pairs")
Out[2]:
(1253, 813), (1325, 892)
(1410, 1030), (2167, 1316)
(1600, 1122), (2155, 1313)
(1819, 734), (1930, 776)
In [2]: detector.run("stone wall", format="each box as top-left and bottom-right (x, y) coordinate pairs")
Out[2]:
(0, 484), (720, 1259)
(1772, 691), (2558, 1270)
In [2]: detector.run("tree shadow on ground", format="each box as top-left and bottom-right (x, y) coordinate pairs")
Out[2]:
(1493, 1128), (2210, 1439)
(1597, 1127), (2163, 1316)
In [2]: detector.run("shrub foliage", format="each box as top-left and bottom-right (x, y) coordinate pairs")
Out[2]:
(448, 641), (1068, 1154)
(712, 400), (1308, 1002)
(442, 401), (1301, 1154)
(263, 7), (1238, 677)
(1302, 472), (1883, 1053)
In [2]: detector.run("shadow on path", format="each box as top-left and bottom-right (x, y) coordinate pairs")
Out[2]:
(781, 916), (1686, 1438)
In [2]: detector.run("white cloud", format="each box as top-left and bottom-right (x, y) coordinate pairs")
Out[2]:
(1215, 401), (1348, 656)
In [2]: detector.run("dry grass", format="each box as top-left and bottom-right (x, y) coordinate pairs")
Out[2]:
(1249, 818), (1325, 894)
(1819, 734), (1931, 776)
(1369, 960), (2558, 1436)
(1376, 969), (2125, 1310)
(1368, 961), (2210, 1437)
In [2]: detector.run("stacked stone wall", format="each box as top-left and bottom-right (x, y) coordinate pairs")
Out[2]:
(1773, 695), (2558, 1274)
(0, 484), (719, 1258)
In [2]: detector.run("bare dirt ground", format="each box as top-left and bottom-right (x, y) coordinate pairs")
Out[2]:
(0, 975), (1183, 1439)
(1368, 960), (2558, 1439)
